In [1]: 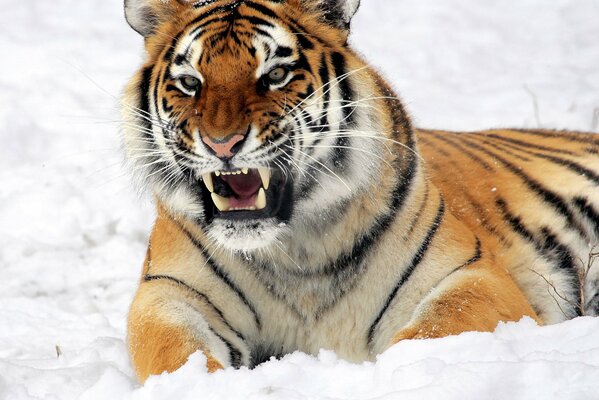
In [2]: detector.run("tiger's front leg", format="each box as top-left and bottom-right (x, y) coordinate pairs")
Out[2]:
(128, 273), (245, 382)
(391, 264), (540, 343)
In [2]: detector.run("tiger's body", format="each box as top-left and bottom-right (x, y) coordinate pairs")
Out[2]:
(121, 0), (599, 382)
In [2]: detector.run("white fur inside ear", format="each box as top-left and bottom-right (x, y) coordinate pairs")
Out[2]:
(317, 0), (361, 27)
(342, 0), (361, 22)
(124, 0), (161, 37)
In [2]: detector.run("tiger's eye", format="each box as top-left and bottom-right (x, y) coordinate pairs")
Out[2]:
(180, 76), (200, 92)
(267, 67), (289, 84)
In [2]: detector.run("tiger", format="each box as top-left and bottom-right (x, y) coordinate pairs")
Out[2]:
(121, 0), (599, 383)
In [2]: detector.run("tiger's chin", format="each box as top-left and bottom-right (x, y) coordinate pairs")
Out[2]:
(206, 218), (288, 251)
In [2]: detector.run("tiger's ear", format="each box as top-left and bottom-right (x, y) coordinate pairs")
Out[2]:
(125, 0), (188, 37)
(311, 0), (361, 31)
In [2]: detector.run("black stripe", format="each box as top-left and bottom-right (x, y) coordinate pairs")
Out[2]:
(403, 184), (430, 239)
(513, 129), (599, 146)
(462, 237), (482, 267)
(162, 98), (173, 113)
(210, 329), (243, 368)
(242, 15), (275, 28)
(275, 46), (293, 58)
(461, 191), (511, 244)
(331, 52), (356, 127)
(367, 197), (446, 345)
(496, 198), (581, 316)
(296, 83), (315, 101)
(573, 197), (599, 238)
(294, 31), (315, 50)
(418, 135), (452, 157)
(286, 74), (306, 85)
(178, 225), (262, 329)
(317, 53), (331, 129)
(287, 17), (327, 49)
(244, 1), (281, 20)
(474, 133), (599, 184)
(191, 2), (237, 19)
(189, 16), (229, 40)
(135, 65), (177, 188)
(477, 139), (531, 162)
(174, 54), (187, 66)
(143, 274), (246, 341)
(330, 52), (356, 171)
(454, 134), (590, 241)
(138, 66), (154, 135)
(307, 54), (331, 158)
(478, 132), (580, 156)
(163, 33), (182, 62)
(522, 151), (599, 185)
(253, 27), (273, 40)
(427, 131), (493, 171)
(294, 51), (313, 74)
(427, 237), (482, 292)
(496, 198), (538, 242)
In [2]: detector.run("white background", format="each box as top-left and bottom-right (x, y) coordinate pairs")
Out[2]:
(1, 0), (598, 399)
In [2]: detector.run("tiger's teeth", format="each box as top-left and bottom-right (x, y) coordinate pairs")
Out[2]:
(202, 173), (214, 193)
(258, 168), (271, 190)
(256, 188), (267, 210)
(215, 171), (221, 177)
(211, 193), (230, 212)
(241, 168), (249, 175)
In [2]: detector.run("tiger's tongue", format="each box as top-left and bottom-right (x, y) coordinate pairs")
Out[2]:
(221, 171), (263, 199)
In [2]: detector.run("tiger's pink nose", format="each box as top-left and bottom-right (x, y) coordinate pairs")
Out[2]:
(202, 134), (245, 159)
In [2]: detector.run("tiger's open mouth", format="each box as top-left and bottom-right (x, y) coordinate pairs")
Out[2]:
(198, 167), (294, 222)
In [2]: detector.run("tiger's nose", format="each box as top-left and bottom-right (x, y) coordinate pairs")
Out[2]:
(201, 133), (246, 159)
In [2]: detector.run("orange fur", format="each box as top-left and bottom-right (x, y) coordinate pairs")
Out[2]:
(392, 264), (540, 342)
(128, 315), (223, 382)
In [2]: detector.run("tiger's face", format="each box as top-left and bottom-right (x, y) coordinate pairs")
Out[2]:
(123, 0), (380, 250)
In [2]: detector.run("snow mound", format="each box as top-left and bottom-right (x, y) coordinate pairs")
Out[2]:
(2, 318), (599, 399)
(134, 318), (599, 400)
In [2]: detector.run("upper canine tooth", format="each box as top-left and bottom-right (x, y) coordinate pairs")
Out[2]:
(241, 168), (249, 175)
(211, 193), (230, 212)
(202, 173), (214, 192)
(256, 188), (267, 210)
(258, 168), (271, 190)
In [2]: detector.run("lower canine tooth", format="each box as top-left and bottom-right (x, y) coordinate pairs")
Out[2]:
(256, 188), (267, 210)
(211, 193), (230, 212)
(258, 168), (271, 190)
(202, 173), (214, 192)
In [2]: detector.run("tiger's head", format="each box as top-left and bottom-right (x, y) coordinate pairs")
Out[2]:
(122, 0), (394, 250)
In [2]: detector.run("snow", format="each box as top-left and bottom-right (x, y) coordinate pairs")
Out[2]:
(1, 0), (598, 399)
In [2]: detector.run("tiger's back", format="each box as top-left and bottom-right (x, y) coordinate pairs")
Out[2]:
(419, 128), (599, 321)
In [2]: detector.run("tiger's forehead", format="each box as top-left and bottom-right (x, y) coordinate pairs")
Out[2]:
(170, 1), (297, 79)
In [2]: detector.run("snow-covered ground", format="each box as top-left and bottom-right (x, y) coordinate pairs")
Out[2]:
(1, 0), (598, 399)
